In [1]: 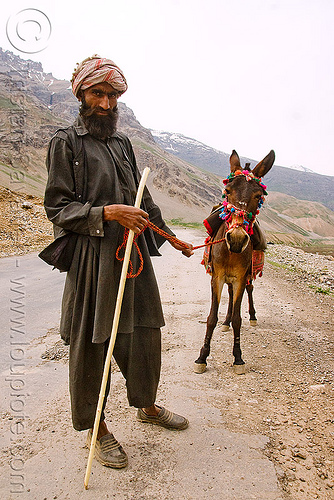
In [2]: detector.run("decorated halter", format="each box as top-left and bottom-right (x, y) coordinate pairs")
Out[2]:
(219, 169), (267, 235)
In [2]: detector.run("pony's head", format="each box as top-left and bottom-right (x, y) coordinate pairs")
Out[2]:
(221, 150), (275, 253)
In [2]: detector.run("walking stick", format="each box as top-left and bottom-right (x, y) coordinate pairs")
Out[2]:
(84, 167), (150, 489)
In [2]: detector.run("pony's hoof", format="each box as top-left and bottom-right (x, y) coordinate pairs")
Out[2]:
(233, 364), (246, 375)
(249, 319), (257, 326)
(194, 362), (207, 374)
(221, 324), (230, 332)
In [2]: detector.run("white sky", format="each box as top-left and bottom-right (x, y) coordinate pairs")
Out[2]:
(0, 0), (333, 176)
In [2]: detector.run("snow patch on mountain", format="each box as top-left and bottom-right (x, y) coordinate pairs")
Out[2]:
(288, 164), (315, 174)
(151, 130), (224, 154)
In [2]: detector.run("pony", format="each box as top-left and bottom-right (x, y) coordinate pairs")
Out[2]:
(194, 149), (275, 374)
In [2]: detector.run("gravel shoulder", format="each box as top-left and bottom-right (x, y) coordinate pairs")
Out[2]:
(1, 228), (334, 500)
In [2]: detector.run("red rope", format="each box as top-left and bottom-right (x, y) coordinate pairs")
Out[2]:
(115, 229), (144, 278)
(145, 220), (224, 250)
(193, 238), (225, 249)
(116, 220), (225, 279)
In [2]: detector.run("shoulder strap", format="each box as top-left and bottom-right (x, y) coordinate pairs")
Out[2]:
(114, 134), (139, 187)
(54, 127), (87, 203)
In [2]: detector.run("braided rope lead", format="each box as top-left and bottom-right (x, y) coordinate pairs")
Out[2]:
(116, 220), (224, 279)
(116, 230), (144, 278)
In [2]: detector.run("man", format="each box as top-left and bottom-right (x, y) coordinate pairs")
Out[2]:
(44, 55), (193, 469)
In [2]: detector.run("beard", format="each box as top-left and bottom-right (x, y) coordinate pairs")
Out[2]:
(79, 98), (119, 140)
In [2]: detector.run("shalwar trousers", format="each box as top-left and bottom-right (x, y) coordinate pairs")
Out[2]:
(69, 326), (162, 431)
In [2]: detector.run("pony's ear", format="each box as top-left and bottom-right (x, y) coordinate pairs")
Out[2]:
(252, 150), (275, 178)
(230, 150), (241, 172)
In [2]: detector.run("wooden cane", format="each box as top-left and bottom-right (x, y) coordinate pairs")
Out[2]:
(84, 167), (150, 489)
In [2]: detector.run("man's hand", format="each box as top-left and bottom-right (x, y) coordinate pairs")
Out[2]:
(103, 204), (149, 234)
(169, 239), (194, 258)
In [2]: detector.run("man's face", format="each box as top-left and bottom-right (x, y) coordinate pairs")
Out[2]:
(80, 82), (120, 115)
(79, 82), (120, 140)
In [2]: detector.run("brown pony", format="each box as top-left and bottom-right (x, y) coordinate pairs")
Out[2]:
(194, 150), (275, 374)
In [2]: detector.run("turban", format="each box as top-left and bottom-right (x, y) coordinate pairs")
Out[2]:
(71, 55), (128, 98)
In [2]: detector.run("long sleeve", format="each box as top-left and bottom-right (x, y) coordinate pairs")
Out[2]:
(44, 135), (104, 237)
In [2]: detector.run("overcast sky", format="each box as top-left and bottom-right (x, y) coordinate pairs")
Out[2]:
(1, 0), (333, 176)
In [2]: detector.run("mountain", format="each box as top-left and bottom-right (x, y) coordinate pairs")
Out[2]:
(0, 48), (221, 221)
(260, 192), (334, 250)
(0, 48), (71, 194)
(151, 130), (334, 212)
(0, 48), (79, 121)
(151, 130), (232, 176)
(0, 48), (333, 251)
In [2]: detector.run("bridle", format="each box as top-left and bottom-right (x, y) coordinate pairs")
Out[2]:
(219, 169), (268, 236)
(219, 201), (257, 235)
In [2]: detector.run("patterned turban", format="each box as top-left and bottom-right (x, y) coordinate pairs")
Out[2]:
(71, 55), (128, 98)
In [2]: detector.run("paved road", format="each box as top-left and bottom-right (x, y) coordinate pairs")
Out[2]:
(0, 253), (65, 345)
(1, 253), (66, 419)
(1, 252), (65, 367)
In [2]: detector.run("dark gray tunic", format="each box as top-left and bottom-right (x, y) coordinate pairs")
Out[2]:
(44, 116), (173, 344)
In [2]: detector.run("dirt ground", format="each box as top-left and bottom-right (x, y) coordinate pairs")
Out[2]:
(1, 228), (334, 499)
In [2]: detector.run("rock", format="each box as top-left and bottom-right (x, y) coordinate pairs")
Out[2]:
(285, 471), (296, 482)
(266, 245), (334, 294)
(275, 466), (285, 481)
(310, 384), (327, 393)
(292, 449), (307, 459)
(22, 201), (33, 209)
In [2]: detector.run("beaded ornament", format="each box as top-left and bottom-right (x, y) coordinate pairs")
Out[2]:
(219, 170), (267, 235)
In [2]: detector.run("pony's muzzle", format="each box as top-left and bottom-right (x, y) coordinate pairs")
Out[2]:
(225, 226), (250, 253)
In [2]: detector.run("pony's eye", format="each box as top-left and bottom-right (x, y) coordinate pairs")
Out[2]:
(225, 188), (230, 195)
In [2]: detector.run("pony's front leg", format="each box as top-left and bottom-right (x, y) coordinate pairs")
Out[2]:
(194, 276), (223, 373)
(232, 282), (246, 374)
(222, 283), (233, 331)
(246, 281), (257, 326)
